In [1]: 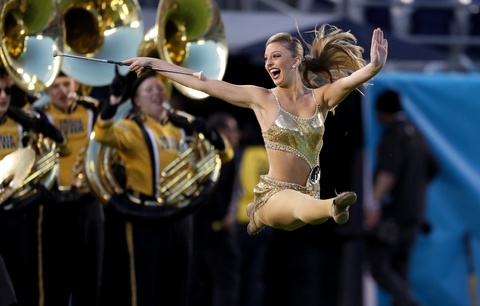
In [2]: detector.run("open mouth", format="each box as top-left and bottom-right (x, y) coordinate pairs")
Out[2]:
(269, 68), (280, 79)
(150, 98), (163, 106)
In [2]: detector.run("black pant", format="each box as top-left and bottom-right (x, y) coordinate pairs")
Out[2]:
(100, 201), (193, 306)
(365, 219), (422, 306)
(40, 194), (104, 306)
(190, 232), (240, 306)
(0, 255), (17, 306)
(0, 204), (40, 306)
(236, 223), (273, 306)
(264, 225), (344, 306)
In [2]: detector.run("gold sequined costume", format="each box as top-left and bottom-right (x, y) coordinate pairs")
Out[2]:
(253, 175), (320, 210)
(253, 89), (325, 210)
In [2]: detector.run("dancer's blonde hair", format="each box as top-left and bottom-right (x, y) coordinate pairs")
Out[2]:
(266, 24), (367, 109)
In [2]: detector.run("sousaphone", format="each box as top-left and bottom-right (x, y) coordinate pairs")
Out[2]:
(0, 0), (64, 92)
(84, 0), (228, 218)
(0, 0), (62, 210)
(0, 133), (59, 211)
(50, 0), (144, 192)
(150, 0), (228, 99)
(0, 148), (35, 206)
(59, 0), (144, 86)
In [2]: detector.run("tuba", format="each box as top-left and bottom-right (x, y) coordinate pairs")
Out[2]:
(0, 0), (62, 210)
(148, 0), (228, 99)
(83, 0), (228, 218)
(84, 106), (222, 218)
(0, 132), (59, 211)
(0, 0), (64, 92)
(48, 0), (144, 192)
(59, 0), (144, 86)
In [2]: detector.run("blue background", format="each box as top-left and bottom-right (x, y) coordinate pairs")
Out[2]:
(362, 72), (480, 306)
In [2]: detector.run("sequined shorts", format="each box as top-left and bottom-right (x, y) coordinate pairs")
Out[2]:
(253, 175), (320, 211)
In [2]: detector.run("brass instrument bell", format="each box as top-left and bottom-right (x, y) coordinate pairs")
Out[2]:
(0, 148), (35, 205)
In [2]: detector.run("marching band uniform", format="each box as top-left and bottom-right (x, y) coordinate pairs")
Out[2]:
(95, 72), (232, 306)
(0, 107), (66, 306)
(32, 74), (104, 306)
(0, 70), (67, 306)
(189, 112), (242, 306)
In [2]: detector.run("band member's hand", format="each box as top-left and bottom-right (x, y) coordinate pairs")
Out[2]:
(109, 66), (127, 99)
(167, 111), (193, 130)
(168, 113), (226, 150)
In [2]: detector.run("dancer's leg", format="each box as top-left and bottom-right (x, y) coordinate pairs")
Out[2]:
(256, 189), (334, 231)
(247, 189), (356, 235)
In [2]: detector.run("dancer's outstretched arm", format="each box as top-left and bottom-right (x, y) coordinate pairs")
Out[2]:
(321, 28), (388, 109)
(124, 57), (266, 110)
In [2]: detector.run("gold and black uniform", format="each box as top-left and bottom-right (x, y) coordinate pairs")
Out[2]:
(0, 106), (66, 306)
(38, 101), (95, 188)
(32, 99), (104, 306)
(94, 93), (231, 306)
(95, 115), (186, 197)
(0, 115), (22, 158)
(1, 106), (67, 213)
(0, 106), (66, 160)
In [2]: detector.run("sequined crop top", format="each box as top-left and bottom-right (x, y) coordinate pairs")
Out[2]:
(262, 89), (325, 169)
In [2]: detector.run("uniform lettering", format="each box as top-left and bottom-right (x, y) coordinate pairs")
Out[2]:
(0, 135), (17, 150)
(59, 119), (85, 135)
(158, 136), (178, 150)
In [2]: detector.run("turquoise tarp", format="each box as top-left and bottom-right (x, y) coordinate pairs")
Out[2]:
(363, 72), (480, 306)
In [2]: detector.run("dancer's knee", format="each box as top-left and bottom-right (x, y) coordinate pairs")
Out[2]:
(256, 190), (302, 228)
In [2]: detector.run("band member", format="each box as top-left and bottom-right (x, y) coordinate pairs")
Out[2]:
(0, 68), (67, 306)
(190, 111), (242, 306)
(0, 70), (67, 160)
(32, 72), (104, 306)
(125, 25), (388, 235)
(95, 71), (232, 306)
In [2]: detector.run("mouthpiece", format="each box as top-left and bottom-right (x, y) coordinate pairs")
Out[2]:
(162, 102), (172, 110)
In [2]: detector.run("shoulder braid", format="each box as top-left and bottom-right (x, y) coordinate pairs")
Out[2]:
(76, 96), (100, 109)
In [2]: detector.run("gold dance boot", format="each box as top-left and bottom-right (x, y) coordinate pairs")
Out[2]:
(332, 192), (357, 224)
